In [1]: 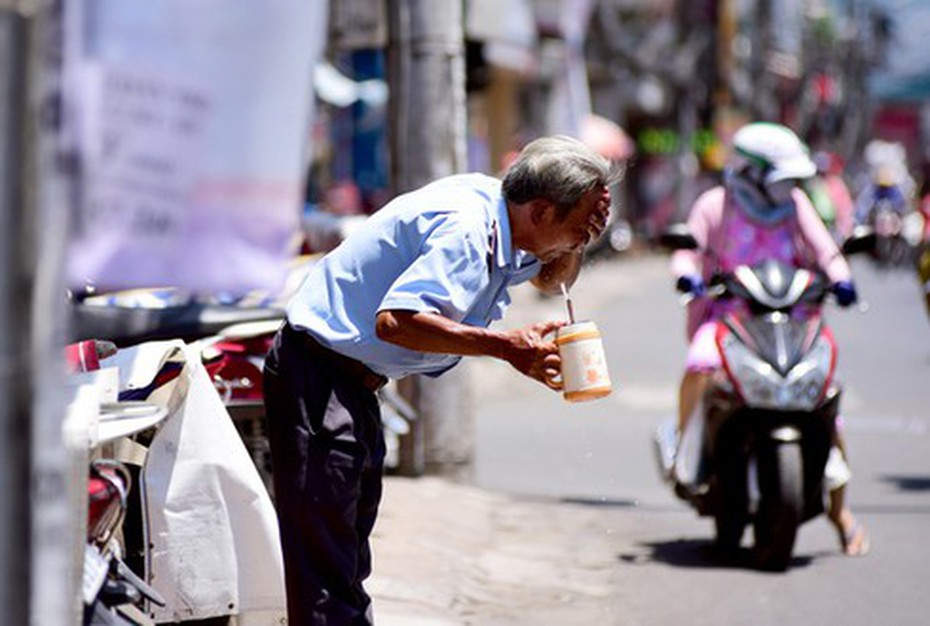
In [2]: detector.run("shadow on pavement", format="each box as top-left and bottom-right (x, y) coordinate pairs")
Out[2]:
(880, 474), (930, 492)
(559, 496), (639, 508)
(618, 538), (816, 571)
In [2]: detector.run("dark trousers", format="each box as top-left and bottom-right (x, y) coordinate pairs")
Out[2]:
(263, 324), (386, 625)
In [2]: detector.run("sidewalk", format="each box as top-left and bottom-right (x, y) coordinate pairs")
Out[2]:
(368, 476), (624, 625)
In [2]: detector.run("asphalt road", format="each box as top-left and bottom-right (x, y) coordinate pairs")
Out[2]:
(470, 251), (930, 626)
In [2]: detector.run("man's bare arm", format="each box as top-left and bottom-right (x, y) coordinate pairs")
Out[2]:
(375, 310), (565, 388)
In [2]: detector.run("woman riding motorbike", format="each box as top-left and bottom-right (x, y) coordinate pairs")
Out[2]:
(671, 122), (870, 556)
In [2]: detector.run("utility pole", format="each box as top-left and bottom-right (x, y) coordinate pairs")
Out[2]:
(1, 0), (77, 623)
(0, 5), (33, 622)
(386, 0), (472, 477)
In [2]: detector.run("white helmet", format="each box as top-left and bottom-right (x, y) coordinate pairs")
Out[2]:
(731, 122), (816, 183)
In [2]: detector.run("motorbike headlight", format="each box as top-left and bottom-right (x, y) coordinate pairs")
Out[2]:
(719, 333), (833, 410)
(720, 334), (782, 409)
(784, 337), (833, 410)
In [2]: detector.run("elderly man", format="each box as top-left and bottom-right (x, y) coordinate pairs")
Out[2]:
(263, 135), (618, 624)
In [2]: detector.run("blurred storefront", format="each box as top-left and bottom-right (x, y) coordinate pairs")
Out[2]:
(311, 0), (917, 240)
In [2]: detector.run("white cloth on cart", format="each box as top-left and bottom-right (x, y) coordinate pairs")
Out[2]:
(103, 340), (285, 624)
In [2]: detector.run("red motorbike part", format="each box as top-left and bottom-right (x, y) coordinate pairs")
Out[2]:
(65, 339), (118, 374)
(87, 460), (130, 546)
(203, 336), (273, 402)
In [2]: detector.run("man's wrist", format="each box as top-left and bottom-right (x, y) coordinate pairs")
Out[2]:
(480, 329), (510, 361)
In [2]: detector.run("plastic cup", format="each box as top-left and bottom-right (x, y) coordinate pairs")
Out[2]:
(555, 321), (612, 402)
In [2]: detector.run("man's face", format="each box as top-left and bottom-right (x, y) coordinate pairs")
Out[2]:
(533, 185), (611, 262)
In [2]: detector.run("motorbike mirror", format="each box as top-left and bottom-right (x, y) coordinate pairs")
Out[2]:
(841, 226), (877, 256)
(659, 224), (699, 251)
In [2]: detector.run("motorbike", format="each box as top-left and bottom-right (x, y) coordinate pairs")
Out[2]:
(919, 241), (930, 322)
(655, 228), (872, 571)
(84, 457), (167, 625)
(70, 339), (171, 624)
(71, 272), (424, 488)
(914, 206), (930, 322)
(70, 333), (288, 624)
(867, 199), (920, 268)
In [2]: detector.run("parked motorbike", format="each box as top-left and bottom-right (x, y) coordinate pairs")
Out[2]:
(84, 458), (166, 625)
(655, 228), (872, 571)
(69, 286), (287, 348)
(70, 334), (288, 623)
(69, 287), (286, 477)
(71, 277), (424, 484)
(70, 339), (171, 624)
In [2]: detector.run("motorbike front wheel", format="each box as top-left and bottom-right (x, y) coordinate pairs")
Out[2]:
(713, 463), (749, 556)
(752, 441), (803, 571)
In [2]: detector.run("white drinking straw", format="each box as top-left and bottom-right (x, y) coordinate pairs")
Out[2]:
(559, 282), (575, 324)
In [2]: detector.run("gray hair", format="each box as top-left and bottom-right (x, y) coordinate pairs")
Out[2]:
(502, 135), (621, 220)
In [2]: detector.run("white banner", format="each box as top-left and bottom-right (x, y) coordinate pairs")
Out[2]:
(66, 1), (327, 294)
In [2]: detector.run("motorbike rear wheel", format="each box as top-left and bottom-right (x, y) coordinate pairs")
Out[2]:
(752, 441), (803, 571)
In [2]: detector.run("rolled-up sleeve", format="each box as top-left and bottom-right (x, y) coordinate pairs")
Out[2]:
(378, 211), (490, 322)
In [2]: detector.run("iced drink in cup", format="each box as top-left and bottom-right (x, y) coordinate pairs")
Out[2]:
(556, 321), (612, 402)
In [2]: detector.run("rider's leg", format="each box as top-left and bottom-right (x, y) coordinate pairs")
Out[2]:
(825, 422), (869, 556)
(678, 321), (721, 435)
(678, 370), (710, 434)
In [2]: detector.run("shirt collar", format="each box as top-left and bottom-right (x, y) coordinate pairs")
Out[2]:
(491, 197), (513, 269)
(492, 196), (541, 270)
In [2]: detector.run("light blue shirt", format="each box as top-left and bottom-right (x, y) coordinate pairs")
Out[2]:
(287, 173), (541, 379)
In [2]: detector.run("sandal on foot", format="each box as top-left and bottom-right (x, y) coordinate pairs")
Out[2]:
(840, 521), (870, 557)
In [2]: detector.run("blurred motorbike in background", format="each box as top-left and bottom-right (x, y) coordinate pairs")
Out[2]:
(859, 196), (923, 269)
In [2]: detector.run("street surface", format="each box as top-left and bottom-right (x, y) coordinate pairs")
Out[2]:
(371, 250), (930, 625)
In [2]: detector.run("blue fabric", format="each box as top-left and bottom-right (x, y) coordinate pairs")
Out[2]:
(287, 174), (541, 379)
(728, 174), (796, 225)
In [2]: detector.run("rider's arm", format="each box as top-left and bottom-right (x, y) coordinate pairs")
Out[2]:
(793, 189), (852, 284)
(670, 187), (724, 278)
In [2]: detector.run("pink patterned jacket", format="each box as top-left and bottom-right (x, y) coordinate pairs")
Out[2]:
(671, 186), (852, 340)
